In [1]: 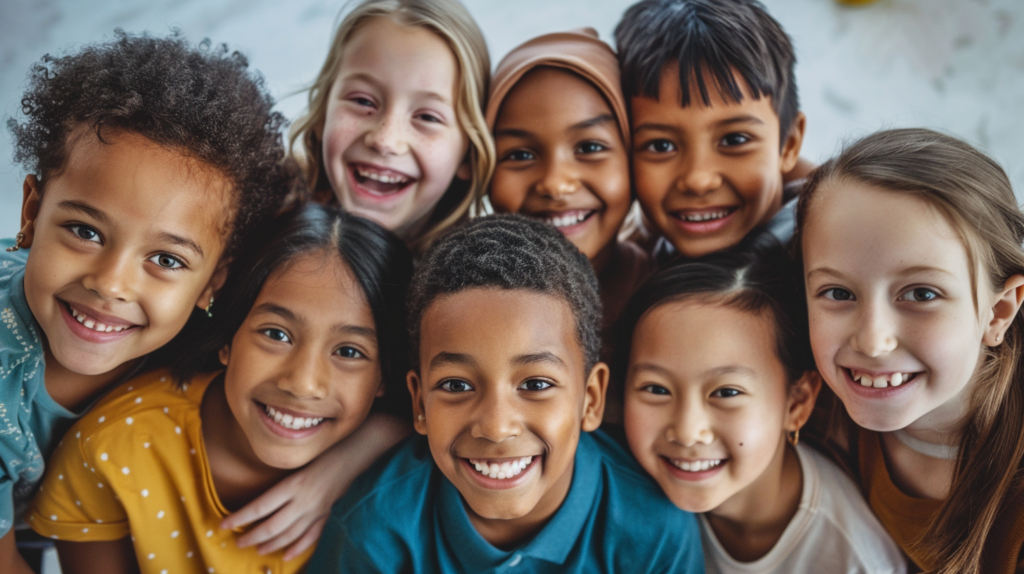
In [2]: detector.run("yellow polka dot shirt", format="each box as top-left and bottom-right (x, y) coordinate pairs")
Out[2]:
(28, 369), (313, 574)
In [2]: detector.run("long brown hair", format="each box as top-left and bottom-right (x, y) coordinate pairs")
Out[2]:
(289, 0), (495, 254)
(796, 128), (1024, 574)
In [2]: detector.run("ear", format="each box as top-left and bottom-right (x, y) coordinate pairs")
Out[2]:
(779, 112), (807, 175)
(218, 344), (231, 367)
(581, 361), (609, 432)
(785, 370), (821, 433)
(195, 259), (230, 311)
(19, 175), (43, 248)
(455, 155), (472, 181)
(406, 370), (427, 435)
(375, 378), (386, 398)
(983, 274), (1024, 346)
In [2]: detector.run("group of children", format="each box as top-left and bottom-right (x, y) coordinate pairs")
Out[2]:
(2, 0), (1022, 573)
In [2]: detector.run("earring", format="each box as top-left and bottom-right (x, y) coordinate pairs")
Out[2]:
(205, 296), (214, 318)
(5, 233), (25, 252)
(417, 414), (424, 421)
(996, 333), (1003, 343)
(788, 429), (800, 446)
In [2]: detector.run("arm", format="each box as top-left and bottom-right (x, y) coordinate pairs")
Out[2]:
(223, 412), (412, 559)
(55, 538), (138, 574)
(0, 529), (35, 574)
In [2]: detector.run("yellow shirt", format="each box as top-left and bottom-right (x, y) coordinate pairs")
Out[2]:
(28, 369), (313, 574)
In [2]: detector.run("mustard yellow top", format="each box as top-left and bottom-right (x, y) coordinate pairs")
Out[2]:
(28, 369), (313, 574)
(859, 428), (1024, 573)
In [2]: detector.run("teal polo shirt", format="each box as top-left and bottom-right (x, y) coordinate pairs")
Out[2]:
(310, 430), (704, 573)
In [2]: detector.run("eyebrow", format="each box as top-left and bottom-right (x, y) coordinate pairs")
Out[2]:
(569, 114), (616, 131)
(807, 265), (956, 282)
(430, 351), (476, 370)
(58, 200), (204, 259)
(632, 122), (679, 135)
(511, 352), (565, 368)
(251, 303), (376, 338)
(631, 363), (755, 380)
(715, 115), (765, 128)
(156, 232), (204, 259)
(343, 73), (451, 105)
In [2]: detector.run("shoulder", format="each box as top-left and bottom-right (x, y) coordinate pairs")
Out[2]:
(0, 244), (42, 375)
(329, 435), (436, 524)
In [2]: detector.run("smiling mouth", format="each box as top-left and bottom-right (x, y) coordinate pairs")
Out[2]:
(666, 457), (725, 473)
(847, 368), (919, 389)
(536, 210), (596, 229)
(65, 302), (138, 333)
(350, 164), (414, 195)
(467, 456), (535, 480)
(672, 207), (736, 223)
(261, 403), (327, 430)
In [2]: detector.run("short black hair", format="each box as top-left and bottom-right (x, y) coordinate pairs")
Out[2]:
(167, 203), (413, 414)
(7, 28), (299, 259)
(407, 214), (602, 373)
(612, 240), (810, 394)
(615, 0), (800, 143)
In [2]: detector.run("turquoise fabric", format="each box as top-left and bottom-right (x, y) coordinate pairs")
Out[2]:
(0, 238), (79, 536)
(310, 430), (705, 573)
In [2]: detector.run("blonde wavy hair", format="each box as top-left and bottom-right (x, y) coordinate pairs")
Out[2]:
(290, 0), (494, 253)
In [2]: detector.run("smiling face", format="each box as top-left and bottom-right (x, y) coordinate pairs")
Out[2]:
(21, 128), (229, 377)
(624, 299), (801, 513)
(220, 251), (382, 470)
(407, 288), (605, 542)
(802, 182), (1007, 433)
(489, 67), (630, 262)
(321, 16), (469, 239)
(630, 65), (803, 258)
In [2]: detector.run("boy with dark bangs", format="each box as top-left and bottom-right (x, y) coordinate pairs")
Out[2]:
(310, 215), (704, 573)
(615, 0), (808, 263)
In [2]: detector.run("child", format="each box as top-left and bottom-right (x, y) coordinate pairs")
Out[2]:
(290, 0), (495, 254)
(486, 28), (650, 346)
(614, 0), (807, 262)
(309, 215), (704, 573)
(28, 204), (414, 573)
(616, 245), (905, 573)
(1, 30), (295, 572)
(797, 128), (1024, 574)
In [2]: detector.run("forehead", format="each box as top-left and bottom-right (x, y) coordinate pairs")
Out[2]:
(420, 288), (584, 371)
(631, 64), (780, 133)
(496, 67), (614, 132)
(339, 16), (458, 96)
(803, 181), (972, 282)
(257, 251), (373, 326)
(633, 300), (782, 380)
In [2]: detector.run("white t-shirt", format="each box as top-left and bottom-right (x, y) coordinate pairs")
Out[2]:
(699, 443), (907, 574)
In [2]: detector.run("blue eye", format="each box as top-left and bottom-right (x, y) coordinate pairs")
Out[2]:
(822, 288), (854, 301)
(720, 133), (751, 147)
(711, 388), (741, 398)
(261, 328), (291, 343)
(148, 253), (185, 269)
(417, 113), (443, 124)
(439, 379), (473, 392)
(335, 346), (365, 359)
(643, 140), (676, 153)
(899, 288), (938, 302)
(518, 379), (552, 391)
(641, 384), (670, 396)
(576, 141), (607, 154)
(352, 96), (375, 107)
(67, 224), (101, 243)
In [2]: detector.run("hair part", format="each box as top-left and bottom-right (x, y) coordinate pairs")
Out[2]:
(614, 0), (799, 145)
(7, 28), (300, 260)
(289, 0), (495, 253)
(407, 214), (602, 373)
(796, 128), (1024, 574)
(166, 203), (413, 415)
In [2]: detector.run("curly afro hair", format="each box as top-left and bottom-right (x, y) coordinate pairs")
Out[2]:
(407, 214), (602, 372)
(7, 28), (299, 258)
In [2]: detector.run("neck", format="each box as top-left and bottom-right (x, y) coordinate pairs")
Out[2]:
(466, 458), (575, 550)
(201, 376), (290, 511)
(706, 440), (803, 562)
(43, 347), (140, 413)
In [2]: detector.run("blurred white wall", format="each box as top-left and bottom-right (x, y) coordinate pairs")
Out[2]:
(2, 0), (1023, 233)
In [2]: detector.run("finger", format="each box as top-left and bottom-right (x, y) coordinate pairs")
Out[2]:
(283, 517), (327, 561)
(221, 482), (295, 530)
(256, 517), (312, 556)
(236, 507), (309, 548)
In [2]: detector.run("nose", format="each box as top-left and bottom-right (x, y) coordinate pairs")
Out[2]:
(535, 154), (581, 200)
(276, 343), (330, 400)
(81, 249), (135, 302)
(676, 147), (722, 196)
(851, 298), (898, 358)
(363, 110), (409, 156)
(667, 398), (714, 447)
(470, 387), (522, 443)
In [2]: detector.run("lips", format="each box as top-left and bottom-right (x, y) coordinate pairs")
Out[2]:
(661, 455), (727, 481)
(257, 400), (331, 439)
(59, 300), (140, 344)
(669, 206), (738, 234)
(348, 163), (415, 198)
(459, 455), (540, 490)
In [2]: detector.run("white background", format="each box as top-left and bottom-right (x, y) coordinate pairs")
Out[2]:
(2, 0), (1023, 233)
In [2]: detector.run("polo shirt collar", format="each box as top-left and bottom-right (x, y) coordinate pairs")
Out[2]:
(437, 432), (600, 570)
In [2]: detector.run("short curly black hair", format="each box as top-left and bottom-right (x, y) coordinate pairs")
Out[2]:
(407, 214), (602, 373)
(7, 28), (299, 258)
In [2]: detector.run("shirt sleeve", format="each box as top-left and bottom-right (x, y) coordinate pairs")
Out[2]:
(0, 475), (14, 537)
(27, 428), (129, 541)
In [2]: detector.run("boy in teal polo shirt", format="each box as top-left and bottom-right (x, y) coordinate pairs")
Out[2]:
(310, 215), (704, 573)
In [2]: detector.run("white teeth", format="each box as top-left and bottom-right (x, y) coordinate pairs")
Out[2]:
(891, 373), (903, 387)
(682, 210), (729, 222)
(545, 212), (590, 228)
(356, 166), (409, 185)
(670, 459), (723, 472)
(470, 456), (534, 479)
(263, 405), (324, 430)
(852, 371), (912, 389)
(69, 306), (131, 333)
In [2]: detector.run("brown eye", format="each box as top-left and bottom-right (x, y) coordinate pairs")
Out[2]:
(440, 379), (472, 392)
(518, 379), (552, 391)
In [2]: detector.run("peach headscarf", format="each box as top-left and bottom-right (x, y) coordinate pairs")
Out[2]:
(486, 28), (630, 148)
